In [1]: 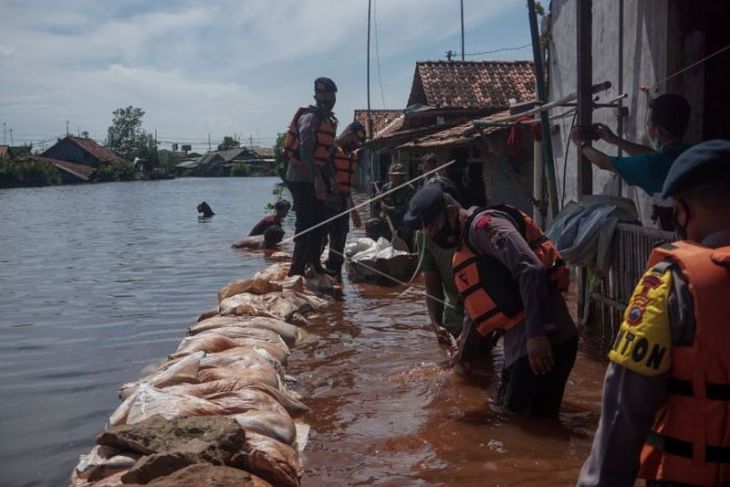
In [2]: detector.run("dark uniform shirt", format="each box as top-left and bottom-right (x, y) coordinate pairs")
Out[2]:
(379, 181), (416, 228)
(466, 208), (577, 367)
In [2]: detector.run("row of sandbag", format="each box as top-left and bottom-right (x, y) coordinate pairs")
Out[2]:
(70, 262), (336, 487)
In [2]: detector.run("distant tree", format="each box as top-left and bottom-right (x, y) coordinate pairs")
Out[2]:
(217, 136), (240, 151)
(106, 106), (157, 163)
(273, 132), (288, 182)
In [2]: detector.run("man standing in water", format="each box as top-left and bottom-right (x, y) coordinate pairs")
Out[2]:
(375, 163), (417, 250)
(322, 121), (366, 279)
(283, 77), (339, 276)
(403, 184), (577, 416)
(578, 140), (730, 487)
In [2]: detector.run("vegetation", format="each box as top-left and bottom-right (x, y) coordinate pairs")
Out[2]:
(0, 158), (61, 188)
(106, 106), (158, 163)
(217, 136), (240, 151)
(230, 162), (251, 177)
(273, 132), (288, 182)
(90, 161), (136, 182)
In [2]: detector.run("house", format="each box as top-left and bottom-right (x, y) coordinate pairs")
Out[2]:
(545, 0), (730, 346)
(361, 60), (537, 210)
(178, 146), (275, 177)
(35, 156), (95, 183)
(42, 135), (126, 168)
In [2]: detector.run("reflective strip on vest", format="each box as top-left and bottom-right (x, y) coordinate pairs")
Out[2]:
(638, 242), (730, 485)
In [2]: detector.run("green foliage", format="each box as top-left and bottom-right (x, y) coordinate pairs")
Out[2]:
(91, 161), (136, 182)
(0, 158), (61, 188)
(106, 106), (157, 163)
(230, 162), (250, 177)
(273, 132), (288, 182)
(217, 136), (240, 151)
(534, 1), (545, 16)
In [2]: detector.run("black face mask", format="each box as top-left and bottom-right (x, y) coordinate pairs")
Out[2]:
(672, 201), (689, 240)
(432, 212), (460, 248)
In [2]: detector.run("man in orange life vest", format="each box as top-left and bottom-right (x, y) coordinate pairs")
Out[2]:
(322, 121), (367, 278)
(578, 140), (730, 487)
(283, 77), (339, 277)
(403, 184), (578, 416)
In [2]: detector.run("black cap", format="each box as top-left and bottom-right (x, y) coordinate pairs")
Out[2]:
(314, 77), (337, 93)
(402, 183), (446, 230)
(662, 139), (730, 198)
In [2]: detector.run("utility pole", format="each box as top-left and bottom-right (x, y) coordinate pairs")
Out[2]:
(460, 0), (465, 61)
(66, 120), (70, 136)
(208, 133), (211, 152)
(527, 0), (558, 219)
(9, 128), (13, 146)
(249, 135), (253, 147)
(576, 0), (593, 200)
(2, 122), (5, 144)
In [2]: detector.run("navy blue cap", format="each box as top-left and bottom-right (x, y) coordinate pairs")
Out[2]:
(402, 183), (446, 230)
(346, 120), (367, 141)
(662, 139), (730, 198)
(314, 77), (337, 93)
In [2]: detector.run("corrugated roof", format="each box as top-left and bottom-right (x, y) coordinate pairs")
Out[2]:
(407, 61), (535, 111)
(354, 109), (405, 138)
(398, 109), (515, 149)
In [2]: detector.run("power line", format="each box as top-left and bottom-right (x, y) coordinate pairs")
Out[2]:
(461, 42), (532, 57)
(373, 0), (386, 109)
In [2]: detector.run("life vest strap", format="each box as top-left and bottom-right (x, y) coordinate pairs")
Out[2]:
(646, 431), (730, 463)
(453, 255), (480, 273)
(473, 306), (501, 326)
(667, 377), (730, 401)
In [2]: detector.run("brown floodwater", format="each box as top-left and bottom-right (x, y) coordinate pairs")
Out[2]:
(289, 272), (608, 486)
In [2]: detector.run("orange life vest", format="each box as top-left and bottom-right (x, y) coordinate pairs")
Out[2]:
(333, 147), (356, 194)
(452, 205), (569, 336)
(638, 241), (730, 486)
(283, 107), (337, 168)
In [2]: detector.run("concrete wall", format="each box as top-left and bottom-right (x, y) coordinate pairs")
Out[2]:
(548, 0), (681, 224)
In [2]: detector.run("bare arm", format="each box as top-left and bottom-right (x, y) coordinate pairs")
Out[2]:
(594, 123), (653, 156)
(424, 271), (445, 328)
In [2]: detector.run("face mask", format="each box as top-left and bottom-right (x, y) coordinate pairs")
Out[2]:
(432, 212), (460, 248)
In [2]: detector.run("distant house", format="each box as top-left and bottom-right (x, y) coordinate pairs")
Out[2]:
(34, 156), (95, 183)
(177, 146), (275, 177)
(359, 60), (537, 210)
(42, 135), (126, 168)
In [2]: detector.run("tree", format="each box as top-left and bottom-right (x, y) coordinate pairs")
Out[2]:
(217, 136), (240, 151)
(273, 132), (288, 182)
(106, 106), (157, 163)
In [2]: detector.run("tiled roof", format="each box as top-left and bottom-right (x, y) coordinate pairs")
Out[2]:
(0, 145), (8, 158)
(67, 136), (126, 164)
(353, 109), (404, 138)
(34, 156), (95, 180)
(398, 109), (515, 149)
(407, 61), (535, 111)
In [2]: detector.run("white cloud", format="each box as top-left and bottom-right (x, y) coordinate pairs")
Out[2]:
(0, 0), (525, 148)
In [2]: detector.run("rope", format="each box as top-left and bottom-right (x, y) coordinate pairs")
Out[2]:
(280, 160), (456, 245)
(650, 43), (730, 91)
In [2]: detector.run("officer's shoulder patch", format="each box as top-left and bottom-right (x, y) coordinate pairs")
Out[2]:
(608, 266), (673, 376)
(474, 213), (492, 230)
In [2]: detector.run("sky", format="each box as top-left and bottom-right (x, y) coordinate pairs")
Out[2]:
(0, 0), (533, 153)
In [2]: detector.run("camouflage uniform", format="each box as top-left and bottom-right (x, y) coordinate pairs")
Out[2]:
(377, 164), (416, 249)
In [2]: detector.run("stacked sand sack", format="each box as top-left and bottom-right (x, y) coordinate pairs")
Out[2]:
(70, 261), (338, 487)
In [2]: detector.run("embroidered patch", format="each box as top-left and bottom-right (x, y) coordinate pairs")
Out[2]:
(608, 267), (672, 376)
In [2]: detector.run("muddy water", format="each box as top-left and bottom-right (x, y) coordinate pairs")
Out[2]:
(290, 279), (607, 486)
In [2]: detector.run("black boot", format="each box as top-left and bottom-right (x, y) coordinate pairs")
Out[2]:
(288, 241), (308, 276)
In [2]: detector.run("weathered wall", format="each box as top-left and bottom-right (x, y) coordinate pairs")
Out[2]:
(548, 0), (685, 224)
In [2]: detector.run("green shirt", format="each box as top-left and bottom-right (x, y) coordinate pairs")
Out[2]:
(380, 181), (416, 227)
(417, 231), (464, 335)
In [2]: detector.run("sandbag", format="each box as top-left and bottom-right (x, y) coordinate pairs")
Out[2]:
(188, 316), (307, 348)
(241, 432), (302, 487)
(218, 278), (283, 302)
(170, 334), (289, 366)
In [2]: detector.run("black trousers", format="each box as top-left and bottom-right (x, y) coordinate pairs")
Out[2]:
(324, 207), (349, 274)
(288, 181), (326, 275)
(499, 334), (578, 417)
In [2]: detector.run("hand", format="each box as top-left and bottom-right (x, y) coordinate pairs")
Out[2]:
(351, 209), (362, 228)
(526, 336), (554, 375)
(314, 177), (326, 201)
(594, 123), (618, 144)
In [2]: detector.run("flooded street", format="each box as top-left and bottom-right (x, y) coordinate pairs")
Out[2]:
(1, 179), (608, 486)
(292, 271), (607, 486)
